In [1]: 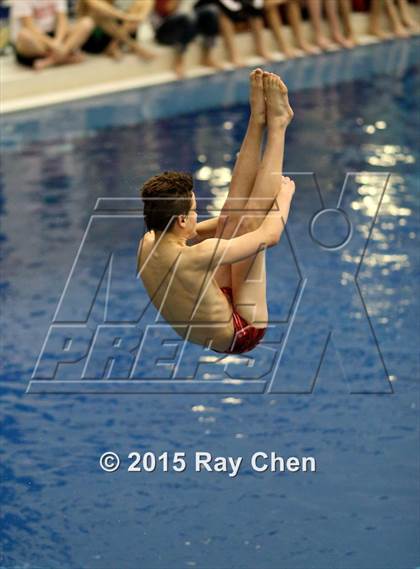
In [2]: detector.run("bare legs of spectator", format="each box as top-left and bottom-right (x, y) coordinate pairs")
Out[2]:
(106, 21), (137, 60)
(200, 41), (226, 70)
(96, 16), (155, 59)
(385, 0), (411, 36)
(172, 46), (225, 78)
(15, 16), (94, 70)
(386, 0), (419, 35)
(264, 3), (301, 57)
(324, 0), (355, 48)
(339, 0), (358, 44)
(306, 0), (334, 49)
(369, 0), (418, 39)
(220, 13), (274, 64)
(369, 0), (392, 38)
(287, 0), (320, 54)
(249, 16), (275, 60)
(396, 0), (420, 33)
(219, 12), (245, 66)
(172, 50), (185, 78)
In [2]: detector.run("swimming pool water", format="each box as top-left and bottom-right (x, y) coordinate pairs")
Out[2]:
(0, 40), (419, 568)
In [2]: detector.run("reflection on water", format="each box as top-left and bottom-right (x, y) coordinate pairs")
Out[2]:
(0, 43), (419, 569)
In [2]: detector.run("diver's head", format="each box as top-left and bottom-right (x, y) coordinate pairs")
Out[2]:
(140, 171), (197, 238)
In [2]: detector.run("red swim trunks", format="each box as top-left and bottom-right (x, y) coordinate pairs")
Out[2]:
(213, 286), (267, 354)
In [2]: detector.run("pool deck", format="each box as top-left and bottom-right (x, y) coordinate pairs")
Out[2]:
(0, 11), (418, 115)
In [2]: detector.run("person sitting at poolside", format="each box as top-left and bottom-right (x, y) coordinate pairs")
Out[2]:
(264, 0), (301, 58)
(11, 0), (94, 70)
(77, 0), (155, 60)
(369, 0), (419, 39)
(281, 0), (356, 54)
(316, 0), (356, 49)
(150, 0), (222, 78)
(91, 0), (155, 61)
(283, 0), (320, 55)
(197, 0), (274, 66)
(137, 70), (295, 354)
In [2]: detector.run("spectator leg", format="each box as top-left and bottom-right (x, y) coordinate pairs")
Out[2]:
(323, 0), (353, 47)
(195, 5), (225, 69)
(156, 14), (197, 77)
(338, 0), (357, 44)
(286, 0), (319, 54)
(63, 16), (94, 56)
(384, 0), (410, 37)
(264, 4), (300, 57)
(218, 12), (244, 66)
(97, 16), (155, 59)
(369, 0), (391, 38)
(396, 0), (420, 32)
(306, 0), (334, 49)
(14, 28), (60, 70)
(249, 16), (274, 60)
(15, 28), (48, 57)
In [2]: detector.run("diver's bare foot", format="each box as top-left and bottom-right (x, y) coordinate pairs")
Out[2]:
(249, 68), (265, 125)
(263, 71), (293, 128)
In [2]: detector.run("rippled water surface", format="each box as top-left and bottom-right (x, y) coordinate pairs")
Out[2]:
(1, 40), (419, 569)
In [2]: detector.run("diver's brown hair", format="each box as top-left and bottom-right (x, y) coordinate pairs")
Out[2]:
(140, 171), (193, 232)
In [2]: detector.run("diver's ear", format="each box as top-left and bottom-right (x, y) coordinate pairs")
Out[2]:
(177, 214), (187, 227)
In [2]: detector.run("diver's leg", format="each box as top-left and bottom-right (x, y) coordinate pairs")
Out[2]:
(217, 67), (266, 222)
(240, 72), (292, 219)
(213, 68), (266, 287)
(230, 72), (293, 324)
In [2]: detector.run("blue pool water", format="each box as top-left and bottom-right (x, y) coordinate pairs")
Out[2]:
(1, 40), (419, 568)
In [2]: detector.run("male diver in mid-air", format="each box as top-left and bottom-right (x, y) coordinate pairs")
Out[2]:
(137, 69), (295, 354)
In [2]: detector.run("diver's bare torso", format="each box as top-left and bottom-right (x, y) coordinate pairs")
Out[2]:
(137, 231), (235, 352)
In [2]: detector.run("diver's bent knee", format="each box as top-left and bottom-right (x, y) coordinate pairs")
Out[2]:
(217, 214), (245, 237)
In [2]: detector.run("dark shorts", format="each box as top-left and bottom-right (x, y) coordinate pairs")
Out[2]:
(197, 0), (262, 23)
(155, 5), (219, 52)
(214, 286), (267, 354)
(82, 26), (112, 54)
(14, 30), (54, 67)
